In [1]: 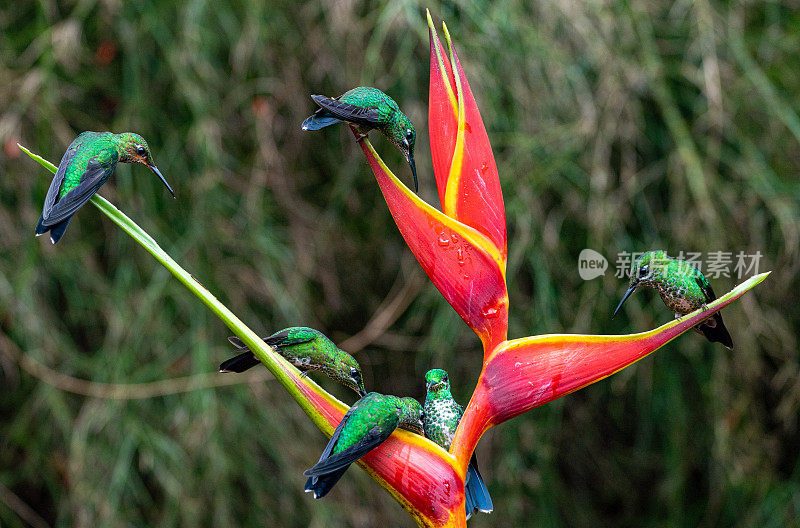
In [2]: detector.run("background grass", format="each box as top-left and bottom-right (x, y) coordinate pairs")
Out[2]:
(1, 1), (799, 526)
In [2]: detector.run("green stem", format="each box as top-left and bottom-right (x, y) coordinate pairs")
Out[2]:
(19, 144), (331, 427)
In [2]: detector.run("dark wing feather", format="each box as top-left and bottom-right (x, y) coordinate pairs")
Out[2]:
(694, 275), (733, 349)
(694, 275), (717, 303)
(304, 423), (394, 476)
(40, 159), (114, 226)
(311, 95), (383, 127)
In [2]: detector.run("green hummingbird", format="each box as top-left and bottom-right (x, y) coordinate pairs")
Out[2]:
(423, 369), (493, 520)
(35, 131), (174, 244)
(303, 392), (423, 498)
(613, 250), (734, 349)
(222, 327), (366, 396)
(301, 86), (418, 192)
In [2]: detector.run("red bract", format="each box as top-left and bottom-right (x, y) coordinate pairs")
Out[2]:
(280, 361), (465, 527)
(296, 12), (768, 528)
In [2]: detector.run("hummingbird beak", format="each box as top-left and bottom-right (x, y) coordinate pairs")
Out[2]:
(613, 284), (638, 318)
(148, 165), (176, 198)
(408, 153), (418, 193)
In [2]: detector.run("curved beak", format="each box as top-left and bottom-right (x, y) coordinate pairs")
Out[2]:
(148, 165), (175, 198)
(613, 284), (638, 318)
(408, 153), (418, 193)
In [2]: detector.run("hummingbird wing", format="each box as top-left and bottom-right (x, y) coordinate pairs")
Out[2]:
(40, 157), (115, 227)
(264, 328), (316, 349)
(303, 422), (395, 476)
(694, 275), (734, 349)
(39, 138), (82, 223)
(311, 95), (383, 128)
(694, 275), (717, 303)
(314, 409), (350, 465)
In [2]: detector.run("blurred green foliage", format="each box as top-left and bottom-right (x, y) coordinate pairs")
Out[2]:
(1, 0), (799, 527)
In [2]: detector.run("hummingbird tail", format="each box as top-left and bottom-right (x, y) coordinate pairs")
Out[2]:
(40, 217), (71, 244)
(301, 113), (342, 131)
(697, 313), (734, 350)
(219, 351), (261, 373)
(303, 467), (348, 499)
(465, 456), (493, 516)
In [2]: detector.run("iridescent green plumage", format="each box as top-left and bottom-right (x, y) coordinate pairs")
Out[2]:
(303, 392), (423, 498)
(423, 369), (493, 519)
(301, 86), (418, 191)
(35, 131), (174, 244)
(614, 250), (733, 348)
(222, 327), (366, 396)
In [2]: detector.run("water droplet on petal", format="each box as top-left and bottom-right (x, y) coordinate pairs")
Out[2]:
(481, 306), (499, 318)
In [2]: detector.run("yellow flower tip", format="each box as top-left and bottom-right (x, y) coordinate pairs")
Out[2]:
(426, 8), (434, 29)
(442, 21), (453, 55)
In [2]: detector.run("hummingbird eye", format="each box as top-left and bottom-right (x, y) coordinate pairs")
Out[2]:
(136, 145), (147, 156)
(639, 265), (649, 278)
(350, 367), (359, 377)
(405, 129), (413, 140)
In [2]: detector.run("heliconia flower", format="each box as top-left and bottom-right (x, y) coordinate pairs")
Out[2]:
(19, 10), (768, 528)
(332, 10), (768, 527)
(266, 269), (765, 528)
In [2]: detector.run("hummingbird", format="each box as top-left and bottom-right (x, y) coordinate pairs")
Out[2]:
(35, 131), (175, 244)
(303, 392), (424, 498)
(613, 250), (734, 349)
(221, 327), (366, 396)
(423, 369), (493, 520)
(301, 86), (418, 192)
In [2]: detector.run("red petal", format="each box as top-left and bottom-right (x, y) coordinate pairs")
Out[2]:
(451, 272), (770, 464)
(427, 13), (457, 206)
(356, 129), (508, 353)
(427, 17), (507, 261)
